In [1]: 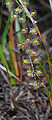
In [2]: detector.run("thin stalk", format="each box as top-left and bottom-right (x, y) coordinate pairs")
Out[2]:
(40, 55), (52, 66)
(34, 24), (50, 60)
(30, 56), (36, 81)
(20, 48), (23, 87)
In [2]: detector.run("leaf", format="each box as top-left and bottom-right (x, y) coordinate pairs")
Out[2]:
(49, 63), (52, 83)
(22, 9), (26, 29)
(9, 41), (15, 74)
(0, 45), (9, 70)
(48, 95), (52, 108)
(39, 63), (52, 93)
(44, 86), (52, 108)
(15, 17), (24, 43)
(0, 44), (16, 85)
(44, 86), (50, 96)
(9, 41), (16, 85)
(1, 15), (10, 49)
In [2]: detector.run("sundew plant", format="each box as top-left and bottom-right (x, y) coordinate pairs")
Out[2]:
(0, 0), (52, 110)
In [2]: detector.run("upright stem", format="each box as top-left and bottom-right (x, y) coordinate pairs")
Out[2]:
(20, 48), (23, 87)
(9, 5), (19, 82)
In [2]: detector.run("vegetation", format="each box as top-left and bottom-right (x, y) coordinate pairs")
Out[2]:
(0, 0), (52, 119)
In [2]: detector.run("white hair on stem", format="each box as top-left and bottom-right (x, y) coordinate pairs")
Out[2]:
(49, 0), (52, 11)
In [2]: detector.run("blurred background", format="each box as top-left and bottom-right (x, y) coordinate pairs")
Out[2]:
(29, 0), (52, 56)
(29, 0), (52, 32)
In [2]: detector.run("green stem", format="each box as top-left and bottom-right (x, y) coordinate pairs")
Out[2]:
(30, 56), (36, 81)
